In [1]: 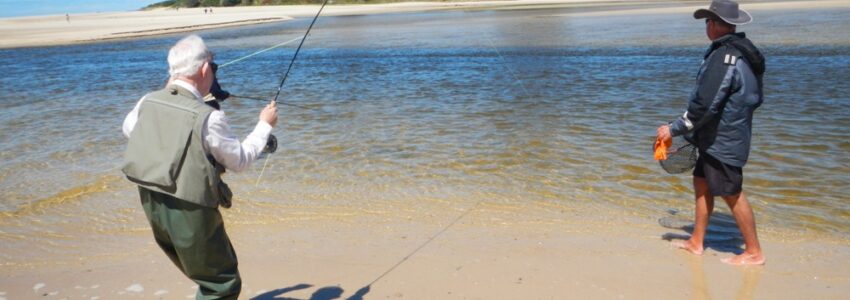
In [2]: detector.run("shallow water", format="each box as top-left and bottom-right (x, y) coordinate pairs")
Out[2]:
(1, 4), (849, 261)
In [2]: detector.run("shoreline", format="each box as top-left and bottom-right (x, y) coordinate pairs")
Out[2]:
(75, 17), (293, 46)
(0, 1), (597, 49)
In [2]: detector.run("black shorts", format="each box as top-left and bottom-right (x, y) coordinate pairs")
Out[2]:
(693, 152), (743, 197)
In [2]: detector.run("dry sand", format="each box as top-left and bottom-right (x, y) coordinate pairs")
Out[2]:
(0, 0), (615, 49)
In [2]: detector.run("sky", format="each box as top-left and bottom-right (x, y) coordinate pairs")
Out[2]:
(0, 0), (159, 18)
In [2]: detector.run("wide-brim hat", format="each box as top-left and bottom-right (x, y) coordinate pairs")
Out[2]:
(694, 0), (752, 25)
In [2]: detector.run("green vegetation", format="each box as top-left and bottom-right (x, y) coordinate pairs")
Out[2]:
(144, 0), (435, 9)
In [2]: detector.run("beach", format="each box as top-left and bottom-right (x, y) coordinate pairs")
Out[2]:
(0, 0), (617, 49)
(2, 199), (849, 299)
(2, 0), (850, 299)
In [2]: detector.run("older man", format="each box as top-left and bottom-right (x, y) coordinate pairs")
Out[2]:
(656, 0), (766, 265)
(122, 35), (278, 298)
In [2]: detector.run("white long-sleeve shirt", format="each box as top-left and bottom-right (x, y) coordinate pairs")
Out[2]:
(122, 80), (272, 172)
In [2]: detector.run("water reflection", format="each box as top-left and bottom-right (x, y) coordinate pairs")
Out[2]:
(0, 4), (849, 248)
(684, 254), (764, 300)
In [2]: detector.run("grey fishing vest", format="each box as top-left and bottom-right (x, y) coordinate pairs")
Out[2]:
(122, 85), (231, 208)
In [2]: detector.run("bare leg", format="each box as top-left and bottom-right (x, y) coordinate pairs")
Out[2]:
(720, 191), (765, 265)
(675, 176), (713, 255)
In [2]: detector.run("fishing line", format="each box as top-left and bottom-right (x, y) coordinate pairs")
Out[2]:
(361, 9), (532, 288)
(213, 38), (314, 109)
(459, 6), (532, 98)
(364, 202), (481, 287)
(256, 0), (330, 187)
(483, 37), (531, 97)
(218, 36), (302, 68)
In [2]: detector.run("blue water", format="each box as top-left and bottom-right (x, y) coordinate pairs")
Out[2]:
(1, 5), (849, 253)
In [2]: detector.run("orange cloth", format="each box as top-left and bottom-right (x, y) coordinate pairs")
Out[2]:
(654, 136), (672, 161)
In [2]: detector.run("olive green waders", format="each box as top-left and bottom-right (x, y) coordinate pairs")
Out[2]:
(139, 187), (241, 300)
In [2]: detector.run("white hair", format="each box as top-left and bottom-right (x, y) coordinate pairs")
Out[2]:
(167, 35), (212, 79)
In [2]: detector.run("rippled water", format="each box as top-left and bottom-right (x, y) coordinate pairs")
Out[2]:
(1, 4), (849, 261)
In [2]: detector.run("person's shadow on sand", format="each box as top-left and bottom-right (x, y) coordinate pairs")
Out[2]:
(659, 210), (745, 254)
(252, 283), (371, 300)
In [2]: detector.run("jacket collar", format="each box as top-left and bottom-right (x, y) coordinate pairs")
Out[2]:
(706, 32), (747, 58)
(712, 32), (746, 45)
(167, 80), (203, 102)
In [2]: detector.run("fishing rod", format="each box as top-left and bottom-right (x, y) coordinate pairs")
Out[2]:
(255, 0), (330, 186)
(270, 0), (330, 104)
(210, 60), (311, 110)
(214, 37), (314, 110)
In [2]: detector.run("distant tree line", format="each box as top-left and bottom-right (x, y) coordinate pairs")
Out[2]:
(144, 0), (426, 9)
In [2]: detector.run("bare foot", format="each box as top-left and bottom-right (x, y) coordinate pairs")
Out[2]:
(721, 253), (765, 266)
(672, 239), (703, 255)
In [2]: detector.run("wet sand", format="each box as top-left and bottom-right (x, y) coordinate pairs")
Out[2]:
(1, 175), (849, 299)
(1, 200), (849, 299)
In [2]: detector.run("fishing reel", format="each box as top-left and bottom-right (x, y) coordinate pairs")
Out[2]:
(263, 134), (277, 154)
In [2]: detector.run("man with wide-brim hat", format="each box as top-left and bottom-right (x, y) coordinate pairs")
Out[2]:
(656, 0), (767, 266)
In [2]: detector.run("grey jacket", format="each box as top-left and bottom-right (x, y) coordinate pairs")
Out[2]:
(670, 33), (765, 167)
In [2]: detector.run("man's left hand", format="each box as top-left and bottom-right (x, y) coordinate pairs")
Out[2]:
(657, 124), (672, 144)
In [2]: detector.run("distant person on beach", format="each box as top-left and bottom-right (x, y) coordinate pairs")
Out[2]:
(121, 35), (278, 298)
(656, 0), (766, 265)
(65, 13), (69, 23)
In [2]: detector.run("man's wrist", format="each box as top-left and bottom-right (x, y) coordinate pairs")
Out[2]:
(669, 121), (683, 137)
(254, 121), (273, 137)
